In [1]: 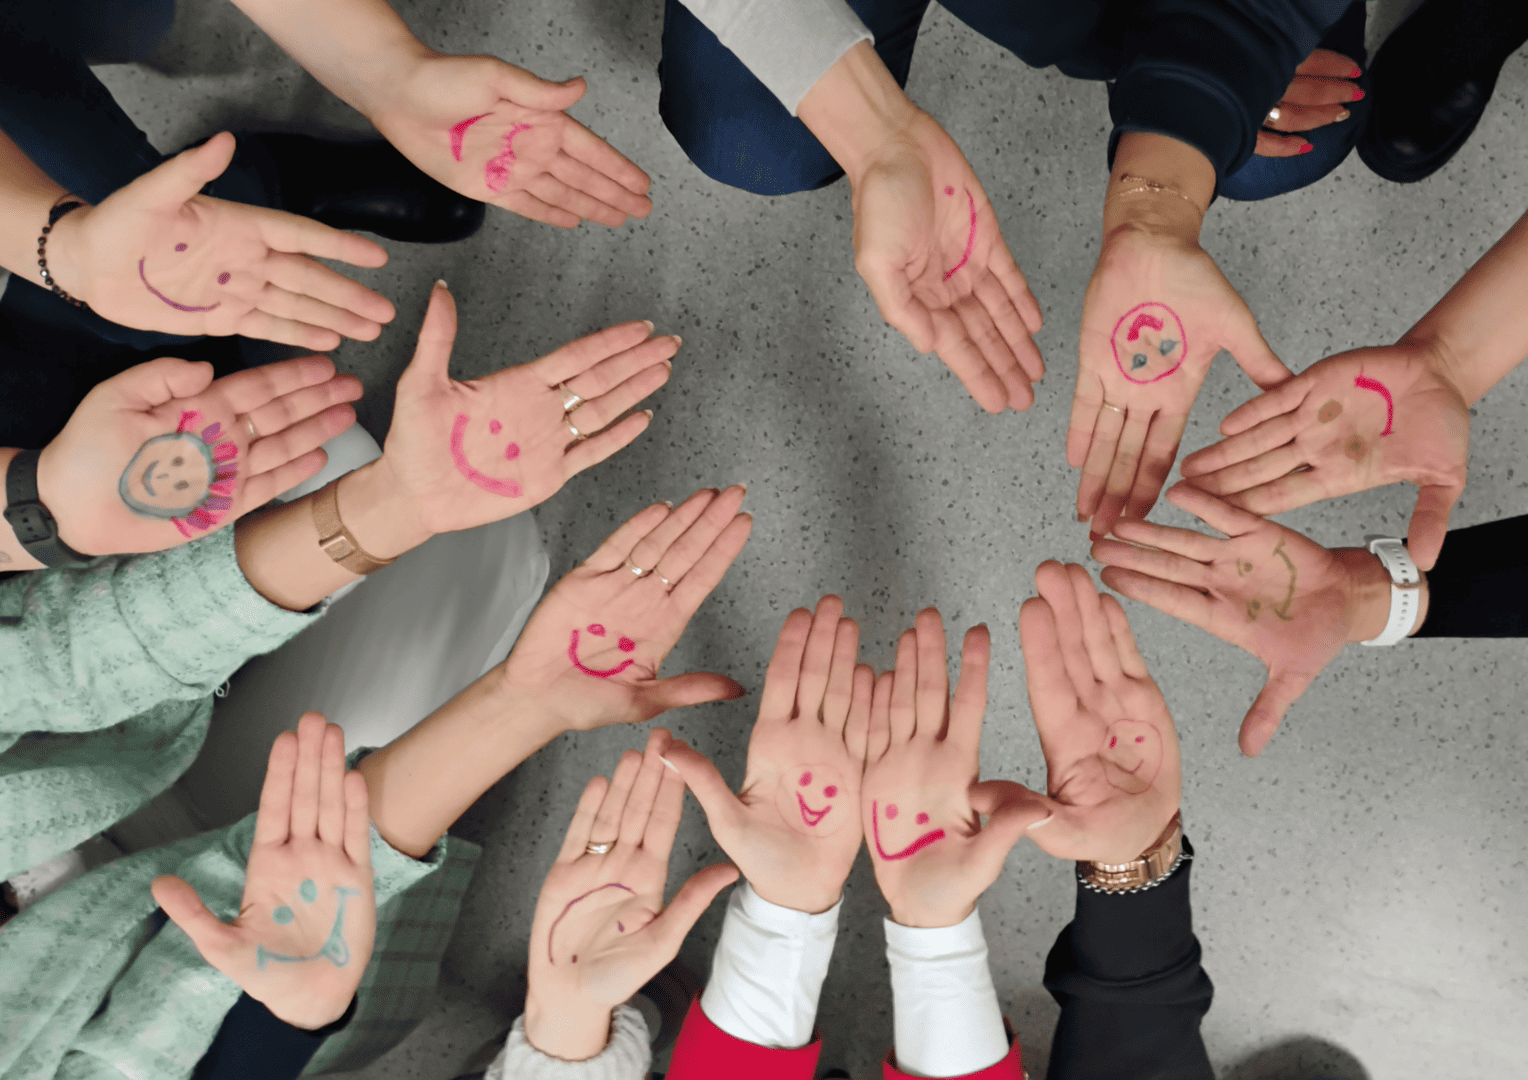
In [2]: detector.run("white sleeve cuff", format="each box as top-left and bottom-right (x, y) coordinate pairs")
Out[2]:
(678, 0), (873, 115)
(885, 909), (1009, 1078)
(487, 1004), (650, 1080)
(699, 879), (841, 1048)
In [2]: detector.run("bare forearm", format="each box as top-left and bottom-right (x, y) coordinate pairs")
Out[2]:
(226, 0), (431, 118)
(1403, 207), (1528, 405)
(0, 127), (73, 288)
(796, 40), (916, 183)
(1102, 133), (1215, 242)
(356, 672), (563, 858)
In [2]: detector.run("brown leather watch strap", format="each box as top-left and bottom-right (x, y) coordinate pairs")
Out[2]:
(311, 479), (395, 576)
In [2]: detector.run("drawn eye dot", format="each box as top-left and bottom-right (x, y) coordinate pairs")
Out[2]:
(944, 186), (955, 196)
(916, 812), (929, 825)
(1109, 736), (1118, 749)
(886, 804), (899, 820)
(174, 480), (189, 491)
(571, 955), (578, 963)
(617, 921), (624, 932)
(298, 879), (318, 903)
(587, 624), (605, 636)
(489, 420), (502, 435)
(171, 456), (184, 466)
(618, 637), (635, 652)
(823, 786), (837, 798)
(1136, 736), (1145, 743)
(217, 272), (230, 285)
(1132, 354), (1149, 370)
(799, 771), (813, 786)
(272, 905), (294, 925)
(174, 243), (188, 252)
(504, 442), (519, 460)
(1159, 338), (1178, 355)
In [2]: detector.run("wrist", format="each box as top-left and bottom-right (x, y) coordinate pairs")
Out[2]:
(523, 992), (612, 1062)
(335, 459), (432, 561)
(35, 197), (94, 306)
(1337, 546), (1430, 642)
(887, 899), (975, 930)
(0, 448), (46, 569)
(797, 40), (918, 184)
(1103, 133), (1213, 241)
(749, 879), (843, 917)
(1401, 330), (1481, 407)
(350, 39), (439, 121)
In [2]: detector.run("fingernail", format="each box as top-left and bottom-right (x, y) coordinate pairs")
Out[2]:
(643, 409), (654, 418)
(1027, 813), (1054, 831)
(736, 482), (748, 493)
(1077, 512), (1089, 523)
(1348, 66), (1361, 78)
(1334, 108), (1350, 122)
(642, 319), (655, 333)
(1351, 88), (1365, 101)
(671, 334), (683, 347)
(662, 500), (675, 509)
(1298, 142), (1314, 154)
(1089, 531), (1104, 542)
(434, 278), (448, 289)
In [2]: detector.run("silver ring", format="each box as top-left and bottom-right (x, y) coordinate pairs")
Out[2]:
(1267, 106), (1281, 123)
(559, 382), (584, 412)
(244, 416), (260, 441)
(655, 572), (672, 588)
(584, 841), (613, 855)
(565, 415), (588, 442)
(1101, 401), (1125, 414)
(624, 556), (650, 578)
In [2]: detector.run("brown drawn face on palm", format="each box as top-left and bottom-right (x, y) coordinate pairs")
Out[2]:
(1234, 538), (1298, 623)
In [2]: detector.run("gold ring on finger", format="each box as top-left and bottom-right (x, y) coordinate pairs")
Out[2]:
(584, 840), (613, 855)
(1101, 401), (1125, 414)
(244, 415), (260, 441)
(624, 556), (651, 578)
(1267, 107), (1281, 123)
(559, 382), (584, 412)
(565, 415), (588, 442)
(655, 571), (673, 588)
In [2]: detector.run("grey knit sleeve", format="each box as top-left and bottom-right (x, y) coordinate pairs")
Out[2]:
(485, 1004), (650, 1080)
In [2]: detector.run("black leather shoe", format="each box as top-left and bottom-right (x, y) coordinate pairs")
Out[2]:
(251, 133), (486, 243)
(1358, 0), (1528, 183)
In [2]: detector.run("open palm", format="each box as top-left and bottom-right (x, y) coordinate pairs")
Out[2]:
(664, 596), (872, 915)
(1018, 562), (1183, 864)
(151, 714), (375, 1031)
(1180, 344), (1470, 569)
(499, 486), (753, 731)
(1071, 229), (1290, 538)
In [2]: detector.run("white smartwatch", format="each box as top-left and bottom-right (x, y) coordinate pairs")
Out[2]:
(1360, 537), (1424, 647)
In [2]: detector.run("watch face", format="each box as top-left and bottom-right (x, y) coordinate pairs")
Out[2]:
(118, 432), (217, 518)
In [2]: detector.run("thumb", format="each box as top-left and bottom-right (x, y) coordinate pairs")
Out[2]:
(659, 741), (745, 831)
(1239, 669), (1316, 757)
(1224, 313), (1292, 391)
(133, 133), (237, 207)
(150, 874), (238, 961)
(1406, 483), (1461, 571)
(492, 62), (587, 111)
(643, 863), (739, 956)
(969, 780), (1058, 871)
(397, 282), (459, 393)
(856, 256), (936, 353)
(632, 672), (747, 720)
(100, 356), (214, 412)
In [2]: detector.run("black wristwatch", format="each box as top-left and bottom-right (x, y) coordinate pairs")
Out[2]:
(3, 449), (94, 568)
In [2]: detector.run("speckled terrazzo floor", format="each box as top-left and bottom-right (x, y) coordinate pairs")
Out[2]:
(94, 0), (1527, 1076)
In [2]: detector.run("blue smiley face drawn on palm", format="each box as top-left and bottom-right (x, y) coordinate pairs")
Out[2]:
(256, 878), (362, 971)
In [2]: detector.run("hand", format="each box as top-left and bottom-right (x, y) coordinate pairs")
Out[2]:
(662, 596), (872, 915)
(32, 355), (360, 559)
(365, 282), (675, 545)
(850, 111), (1045, 413)
(1179, 344), (1469, 570)
(861, 610), (1051, 928)
(1255, 48), (1365, 157)
(498, 485), (753, 731)
(151, 713), (376, 1030)
(370, 54), (652, 228)
(1017, 563), (1183, 864)
(1071, 225), (1290, 538)
(47, 134), (395, 349)
(525, 728), (739, 1060)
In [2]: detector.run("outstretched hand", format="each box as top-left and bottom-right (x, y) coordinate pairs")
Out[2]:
(48, 133), (395, 349)
(861, 610), (1051, 928)
(498, 485), (753, 731)
(1179, 344), (1469, 569)
(1071, 227), (1290, 538)
(32, 354), (359, 560)
(525, 729), (738, 1061)
(151, 713), (376, 1031)
(663, 596), (872, 915)
(1254, 48), (1365, 157)
(370, 54), (652, 228)
(1018, 563), (1183, 864)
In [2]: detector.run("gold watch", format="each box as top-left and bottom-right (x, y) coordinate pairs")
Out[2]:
(1077, 812), (1185, 894)
(312, 479), (396, 576)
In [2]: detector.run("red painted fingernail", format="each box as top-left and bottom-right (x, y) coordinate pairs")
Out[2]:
(1351, 88), (1365, 101)
(1089, 531), (1104, 542)
(1299, 142), (1314, 154)
(1348, 66), (1361, 78)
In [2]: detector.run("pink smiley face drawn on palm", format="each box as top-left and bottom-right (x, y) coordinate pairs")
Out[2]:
(449, 414), (523, 497)
(567, 623), (638, 678)
(870, 799), (945, 860)
(1111, 302), (1187, 384)
(774, 764), (850, 837)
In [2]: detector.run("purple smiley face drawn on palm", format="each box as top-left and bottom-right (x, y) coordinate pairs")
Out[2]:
(138, 242), (231, 312)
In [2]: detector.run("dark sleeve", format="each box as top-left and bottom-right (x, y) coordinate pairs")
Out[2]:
(191, 993), (358, 1080)
(1108, 0), (1351, 179)
(1043, 837), (1213, 1080)
(1413, 514), (1528, 637)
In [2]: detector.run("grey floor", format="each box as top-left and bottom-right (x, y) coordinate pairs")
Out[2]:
(98, 1), (1527, 1076)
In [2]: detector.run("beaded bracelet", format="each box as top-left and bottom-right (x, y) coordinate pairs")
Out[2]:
(37, 198), (91, 310)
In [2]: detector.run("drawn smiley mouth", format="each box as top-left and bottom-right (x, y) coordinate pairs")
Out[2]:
(870, 800), (946, 861)
(449, 414), (523, 498)
(568, 624), (638, 678)
(795, 793), (832, 827)
(138, 258), (221, 313)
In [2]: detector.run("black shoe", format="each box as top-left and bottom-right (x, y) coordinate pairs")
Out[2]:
(1358, 0), (1528, 183)
(251, 132), (486, 243)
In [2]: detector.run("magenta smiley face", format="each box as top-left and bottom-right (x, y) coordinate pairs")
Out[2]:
(775, 764), (850, 837)
(449, 413), (523, 498)
(1110, 302), (1187, 384)
(137, 242), (228, 313)
(568, 623), (638, 679)
(871, 799), (946, 861)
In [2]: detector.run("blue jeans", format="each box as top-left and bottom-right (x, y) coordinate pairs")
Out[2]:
(0, 0), (282, 351)
(658, 0), (1366, 202)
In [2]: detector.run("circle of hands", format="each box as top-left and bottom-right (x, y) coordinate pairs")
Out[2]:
(151, 714), (377, 1031)
(851, 110), (1046, 415)
(54, 134), (396, 350)
(370, 54), (653, 228)
(37, 354), (360, 556)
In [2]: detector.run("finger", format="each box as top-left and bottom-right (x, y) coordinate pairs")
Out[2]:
(1101, 594), (1150, 681)
(1076, 402), (1127, 522)
(100, 356), (215, 411)
(395, 282), (458, 394)
(930, 309), (1011, 414)
(136, 132), (236, 205)
(1219, 469), (1332, 518)
(821, 615), (860, 739)
(561, 333), (677, 403)
(646, 485), (747, 584)
(561, 117), (654, 198)
(1226, 318), (1292, 391)
(912, 608), (950, 740)
(556, 774), (611, 863)
(844, 663), (874, 762)
(288, 711), (327, 840)
(969, 780), (1056, 873)
(581, 502), (674, 572)
(630, 672), (748, 721)
(1279, 74), (1362, 108)
(985, 239), (1044, 337)
(1109, 514), (1222, 563)
(953, 294), (1034, 411)
(562, 409), (654, 475)
(315, 722), (348, 848)
(1264, 101), (1350, 133)
(973, 273), (1045, 386)
(866, 669), (895, 762)
(242, 403), (356, 480)
(640, 730), (684, 859)
(342, 769), (371, 868)
(1017, 595), (1083, 724)
(492, 64), (588, 110)
(206, 354), (337, 413)
(223, 311), (342, 352)
(1240, 669), (1317, 757)
(526, 172), (629, 229)
(245, 285), (384, 346)
(1091, 410), (1152, 538)
(1067, 563), (1123, 685)
(666, 512), (753, 616)
(240, 374), (362, 446)
(589, 750), (644, 847)
(1122, 411), (1186, 523)
(259, 251), (396, 327)
(1032, 561), (1097, 699)
(241, 447), (331, 508)
(150, 875), (237, 958)
(1182, 442), (1308, 498)
(1295, 48), (1362, 79)
(251, 729), (299, 847)
(1214, 374), (1312, 439)
(855, 256), (935, 355)
(560, 366), (671, 440)
(495, 186), (581, 229)
(550, 153), (653, 220)
(1254, 130), (1315, 158)
(947, 622), (990, 755)
(643, 863), (740, 957)
(758, 607), (814, 725)
(535, 320), (664, 390)
(660, 740), (745, 834)
(1407, 484), (1461, 571)
(251, 201), (391, 270)
(626, 488), (719, 574)
(795, 596), (847, 725)
(618, 736), (669, 846)
(1090, 537), (1213, 591)
(1097, 566), (1215, 633)
(1179, 413), (1304, 478)
(1166, 482), (1272, 537)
